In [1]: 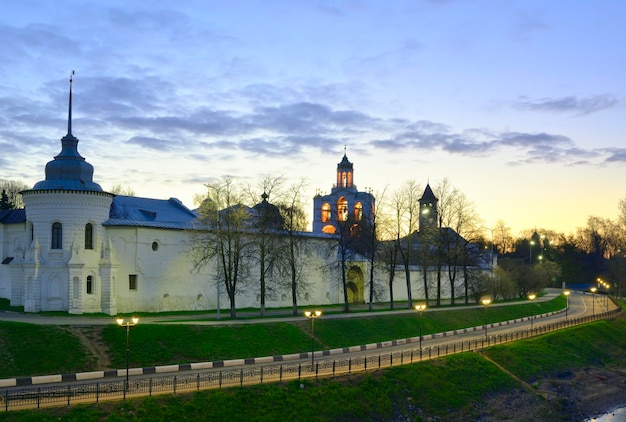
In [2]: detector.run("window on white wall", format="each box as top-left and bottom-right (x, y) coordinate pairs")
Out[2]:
(86, 275), (93, 294)
(85, 223), (94, 249)
(51, 222), (62, 249)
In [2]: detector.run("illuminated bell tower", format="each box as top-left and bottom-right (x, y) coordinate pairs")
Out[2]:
(336, 153), (353, 189)
(312, 150), (374, 235)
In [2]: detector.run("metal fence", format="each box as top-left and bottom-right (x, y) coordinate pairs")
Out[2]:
(1, 307), (620, 412)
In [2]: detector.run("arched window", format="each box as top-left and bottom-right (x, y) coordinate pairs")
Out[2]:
(337, 197), (348, 222)
(321, 203), (331, 222)
(322, 225), (336, 234)
(354, 202), (363, 220)
(85, 223), (93, 249)
(86, 275), (93, 294)
(51, 222), (62, 249)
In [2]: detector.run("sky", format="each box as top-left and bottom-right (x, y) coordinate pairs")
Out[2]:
(1, 0), (625, 236)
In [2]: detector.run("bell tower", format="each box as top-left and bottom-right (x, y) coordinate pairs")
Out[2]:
(419, 183), (438, 232)
(313, 149), (374, 235)
(336, 147), (354, 190)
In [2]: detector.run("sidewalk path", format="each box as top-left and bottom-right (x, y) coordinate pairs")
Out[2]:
(0, 289), (561, 326)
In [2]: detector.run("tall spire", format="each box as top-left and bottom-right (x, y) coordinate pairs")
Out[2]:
(67, 70), (74, 136)
(31, 71), (103, 192)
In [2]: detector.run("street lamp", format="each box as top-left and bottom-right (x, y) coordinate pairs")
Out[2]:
(563, 290), (571, 320)
(481, 298), (492, 339)
(304, 310), (322, 366)
(528, 294), (537, 330)
(415, 304), (427, 359)
(590, 286), (597, 315)
(116, 316), (139, 398)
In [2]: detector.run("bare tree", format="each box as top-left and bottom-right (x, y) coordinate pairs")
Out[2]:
(108, 184), (136, 196)
(276, 178), (312, 315)
(0, 179), (29, 209)
(377, 195), (400, 309)
(434, 180), (482, 305)
(245, 176), (284, 316)
(365, 187), (387, 311)
(190, 176), (252, 318)
(393, 180), (422, 309)
(493, 220), (514, 254)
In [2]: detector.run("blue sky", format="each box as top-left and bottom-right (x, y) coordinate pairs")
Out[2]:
(1, 0), (625, 235)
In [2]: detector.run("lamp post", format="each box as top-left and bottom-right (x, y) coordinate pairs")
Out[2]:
(528, 294), (536, 330)
(590, 286), (597, 315)
(415, 304), (427, 359)
(563, 290), (571, 320)
(599, 280), (609, 309)
(116, 316), (139, 399)
(304, 310), (322, 366)
(481, 298), (492, 339)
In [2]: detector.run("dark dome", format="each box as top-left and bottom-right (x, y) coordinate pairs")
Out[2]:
(252, 192), (284, 229)
(32, 133), (102, 191)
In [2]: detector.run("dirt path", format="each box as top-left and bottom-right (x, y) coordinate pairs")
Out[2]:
(64, 326), (111, 370)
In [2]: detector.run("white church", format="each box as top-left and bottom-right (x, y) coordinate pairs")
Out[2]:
(0, 80), (489, 315)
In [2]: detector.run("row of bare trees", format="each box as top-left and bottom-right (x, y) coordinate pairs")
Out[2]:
(188, 176), (495, 317)
(188, 176), (315, 318)
(373, 179), (485, 309)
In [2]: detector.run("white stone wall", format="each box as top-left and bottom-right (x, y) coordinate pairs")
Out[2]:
(1, 199), (482, 314)
(20, 190), (113, 312)
(0, 221), (25, 300)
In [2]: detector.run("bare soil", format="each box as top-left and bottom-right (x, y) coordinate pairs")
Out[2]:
(64, 326), (111, 370)
(472, 366), (626, 421)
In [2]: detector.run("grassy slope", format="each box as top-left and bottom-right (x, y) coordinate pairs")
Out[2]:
(1, 296), (624, 421)
(0, 295), (565, 377)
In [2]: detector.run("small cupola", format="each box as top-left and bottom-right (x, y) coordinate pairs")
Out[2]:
(336, 147), (354, 189)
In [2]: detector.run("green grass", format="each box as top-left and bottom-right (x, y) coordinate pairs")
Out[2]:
(0, 322), (95, 378)
(485, 316), (626, 382)
(0, 295), (566, 378)
(0, 354), (519, 421)
(0, 296), (622, 421)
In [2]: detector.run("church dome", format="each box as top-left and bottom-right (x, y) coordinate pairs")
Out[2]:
(252, 192), (284, 230)
(31, 73), (103, 192)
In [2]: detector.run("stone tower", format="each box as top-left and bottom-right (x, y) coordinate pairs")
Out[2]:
(20, 73), (115, 314)
(312, 151), (375, 235)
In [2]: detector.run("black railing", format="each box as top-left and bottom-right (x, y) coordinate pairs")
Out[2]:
(1, 307), (620, 412)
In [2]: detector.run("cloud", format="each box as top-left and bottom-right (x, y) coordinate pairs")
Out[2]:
(514, 94), (619, 115)
(126, 136), (176, 151)
(0, 69), (619, 175)
(369, 125), (584, 164)
(604, 148), (626, 163)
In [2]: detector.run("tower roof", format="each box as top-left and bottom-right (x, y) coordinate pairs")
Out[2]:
(337, 153), (353, 170)
(420, 183), (437, 201)
(32, 72), (103, 192)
